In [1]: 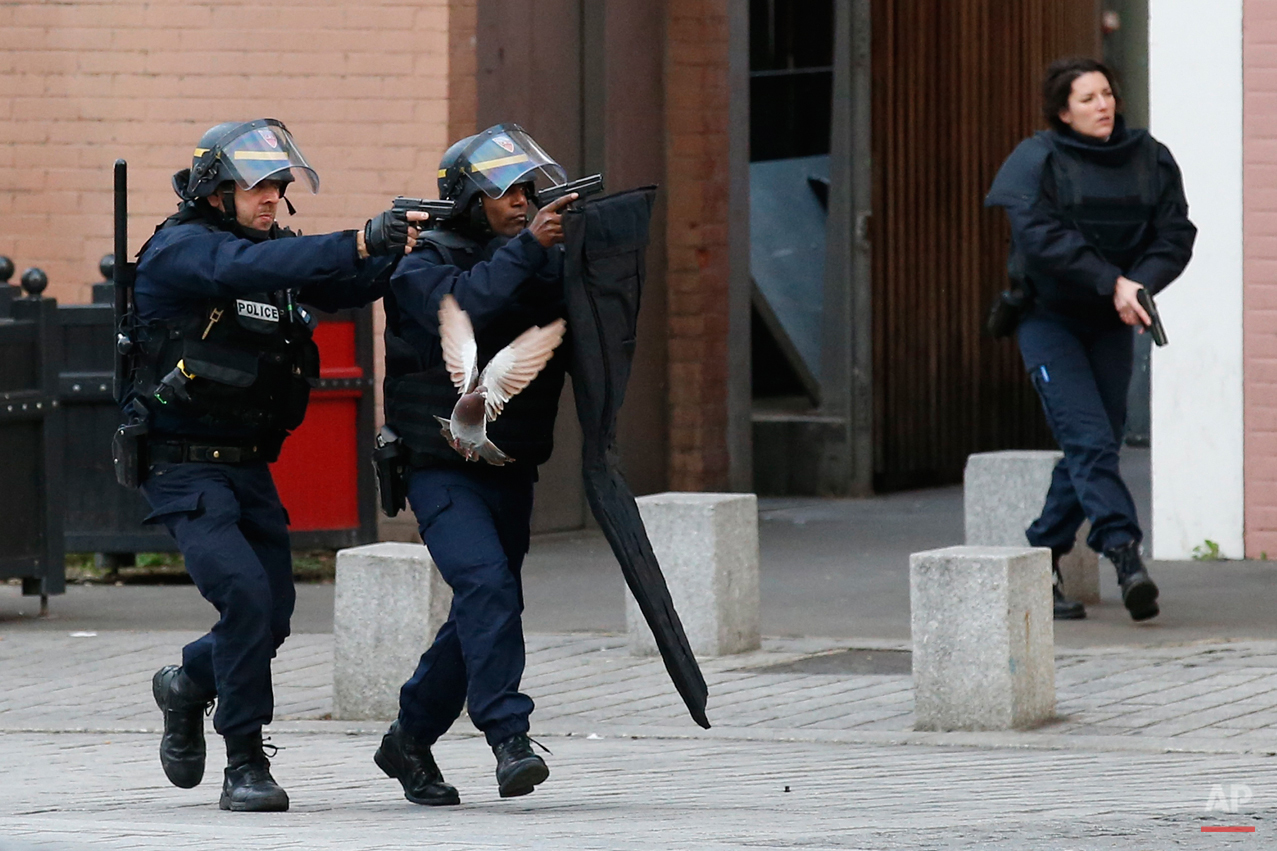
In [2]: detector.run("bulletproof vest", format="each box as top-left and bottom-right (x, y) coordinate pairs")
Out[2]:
(134, 291), (319, 444)
(383, 228), (566, 469)
(1046, 131), (1160, 271)
(131, 218), (319, 450)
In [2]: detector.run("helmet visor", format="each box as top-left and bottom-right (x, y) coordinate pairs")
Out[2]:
(462, 127), (566, 199)
(205, 120), (320, 193)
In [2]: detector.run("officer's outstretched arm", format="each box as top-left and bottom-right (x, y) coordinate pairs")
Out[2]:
(139, 227), (370, 300)
(389, 231), (552, 337)
(297, 255), (396, 313)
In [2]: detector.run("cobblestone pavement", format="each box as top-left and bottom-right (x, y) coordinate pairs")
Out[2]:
(8, 631), (1277, 748)
(4, 630), (1277, 847)
(0, 732), (1272, 850)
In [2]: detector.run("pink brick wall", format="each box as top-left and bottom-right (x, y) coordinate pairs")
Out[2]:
(1245, 0), (1277, 555)
(0, 1), (452, 304)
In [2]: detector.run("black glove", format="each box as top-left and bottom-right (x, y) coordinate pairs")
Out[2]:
(363, 208), (411, 256)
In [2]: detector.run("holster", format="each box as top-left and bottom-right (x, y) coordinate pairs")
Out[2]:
(112, 418), (149, 489)
(986, 286), (1030, 339)
(372, 425), (408, 518)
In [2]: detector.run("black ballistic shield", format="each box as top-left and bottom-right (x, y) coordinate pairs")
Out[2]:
(562, 187), (710, 729)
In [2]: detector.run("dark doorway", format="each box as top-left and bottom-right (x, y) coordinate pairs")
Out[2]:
(749, 0), (834, 162)
(749, 0), (836, 408)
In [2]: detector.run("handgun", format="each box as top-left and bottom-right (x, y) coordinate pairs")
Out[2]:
(536, 174), (604, 207)
(391, 196), (456, 228)
(1135, 287), (1168, 347)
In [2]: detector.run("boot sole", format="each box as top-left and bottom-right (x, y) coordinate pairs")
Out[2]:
(1053, 608), (1087, 621)
(153, 667), (205, 789)
(374, 749), (461, 806)
(498, 760), (549, 798)
(1123, 580), (1160, 621)
(219, 791), (290, 812)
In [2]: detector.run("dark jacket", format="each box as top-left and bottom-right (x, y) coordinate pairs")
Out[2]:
(985, 117), (1196, 318)
(384, 227), (568, 471)
(133, 209), (393, 442)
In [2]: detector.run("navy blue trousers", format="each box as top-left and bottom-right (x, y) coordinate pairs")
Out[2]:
(1017, 313), (1142, 555)
(140, 462), (294, 737)
(397, 465), (536, 748)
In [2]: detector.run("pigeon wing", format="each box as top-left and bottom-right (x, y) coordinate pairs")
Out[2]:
(479, 318), (568, 422)
(438, 294), (478, 393)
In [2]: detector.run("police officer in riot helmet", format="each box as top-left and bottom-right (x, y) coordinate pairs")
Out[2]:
(128, 119), (424, 812)
(374, 124), (578, 805)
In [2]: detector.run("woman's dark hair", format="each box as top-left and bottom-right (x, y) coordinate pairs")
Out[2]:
(1042, 57), (1120, 132)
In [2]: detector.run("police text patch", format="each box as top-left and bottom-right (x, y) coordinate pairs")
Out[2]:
(236, 300), (279, 322)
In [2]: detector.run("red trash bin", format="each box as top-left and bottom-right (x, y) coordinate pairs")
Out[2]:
(270, 310), (376, 546)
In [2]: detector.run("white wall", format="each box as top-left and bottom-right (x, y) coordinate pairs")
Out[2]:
(1148, 0), (1245, 559)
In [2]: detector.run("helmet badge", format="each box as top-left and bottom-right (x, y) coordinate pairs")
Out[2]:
(261, 129), (279, 148)
(494, 136), (516, 154)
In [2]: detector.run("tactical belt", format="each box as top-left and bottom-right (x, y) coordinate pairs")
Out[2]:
(149, 441), (265, 464)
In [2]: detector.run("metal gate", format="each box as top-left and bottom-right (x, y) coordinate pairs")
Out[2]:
(58, 297), (171, 554)
(0, 283), (65, 605)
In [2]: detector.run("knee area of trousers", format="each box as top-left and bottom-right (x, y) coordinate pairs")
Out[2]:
(217, 577), (275, 621)
(1061, 442), (1119, 468)
(450, 569), (519, 610)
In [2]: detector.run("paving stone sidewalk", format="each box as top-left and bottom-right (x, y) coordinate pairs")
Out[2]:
(5, 630), (1277, 848)
(7, 630), (1277, 752)
(0, 733), (1271, 850)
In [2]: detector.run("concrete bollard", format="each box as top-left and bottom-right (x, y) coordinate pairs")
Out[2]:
(910, 545), (1055, 731)
(333, 542), (453, 721)
(964, 450), (1099, 605)
(626, 492), (760, 657)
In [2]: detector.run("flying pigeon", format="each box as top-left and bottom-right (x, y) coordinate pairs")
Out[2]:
(435, 294), (567, 465)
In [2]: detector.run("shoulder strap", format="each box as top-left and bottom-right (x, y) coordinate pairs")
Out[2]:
(138, 204), (219, 260)
(1133, 133), (1161, 206)
(420, 229), (484, 269)
(1045, 136), (1085, 209)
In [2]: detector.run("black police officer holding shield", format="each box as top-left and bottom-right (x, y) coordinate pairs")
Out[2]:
(373, 125), (577, 805)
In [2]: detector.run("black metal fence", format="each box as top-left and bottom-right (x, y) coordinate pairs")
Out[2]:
(0, 264), (65, 610)
(0, 257), (379, 608)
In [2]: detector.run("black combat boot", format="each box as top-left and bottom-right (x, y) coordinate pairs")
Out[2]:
(1105, 539), (1159, 621)
(152, 665), (214, 789)
(492, 733), (549, 798)
(374, 721), (461, 806)
(220, 732), (289, 812)
(1051, 551), (1086, 620)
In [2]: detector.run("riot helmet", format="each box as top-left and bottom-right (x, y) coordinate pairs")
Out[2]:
(176, 119), (319, 202)
(437, 124), (566, 219)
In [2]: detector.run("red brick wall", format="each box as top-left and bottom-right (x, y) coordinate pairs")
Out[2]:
(664, 0), (732, 491)
(0, 0), (452, 304)
(1245, 0), (1277, 556)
